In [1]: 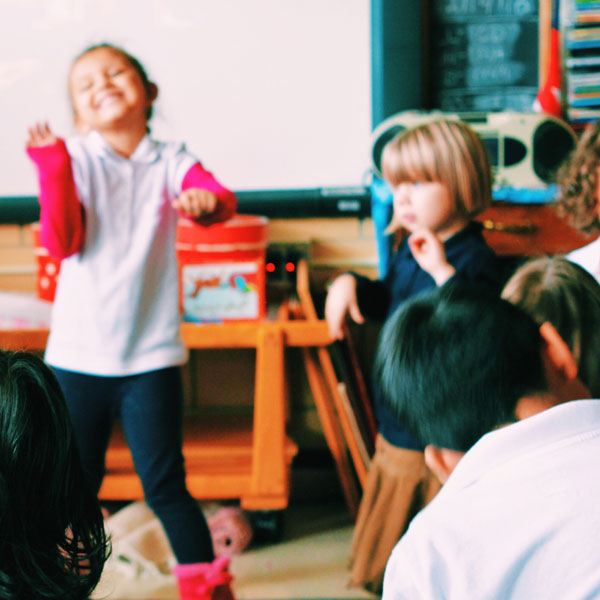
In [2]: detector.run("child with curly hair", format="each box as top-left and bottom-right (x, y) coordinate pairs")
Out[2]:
(556, 119), (600, 282)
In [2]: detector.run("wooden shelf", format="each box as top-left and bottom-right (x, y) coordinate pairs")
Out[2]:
(100, 414), (298, 505)
(477, 202), (594, 256)
(0, 317), (332, 511)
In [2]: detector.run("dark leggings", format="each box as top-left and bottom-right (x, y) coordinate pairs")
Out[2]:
(53, 366), (214, 564)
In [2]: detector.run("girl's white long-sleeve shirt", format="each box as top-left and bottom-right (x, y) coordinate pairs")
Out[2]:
(27, 130), (236, 376)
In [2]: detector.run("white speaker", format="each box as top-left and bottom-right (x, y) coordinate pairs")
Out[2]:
(371, 111), (577, 190)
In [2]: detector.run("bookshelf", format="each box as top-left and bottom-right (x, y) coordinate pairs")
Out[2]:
(563, 0), (600, 124)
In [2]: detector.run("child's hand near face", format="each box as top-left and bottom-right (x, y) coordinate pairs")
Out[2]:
(324, 273), (365, 340)
(172, 188), (218, 218)
(408, 228), (456, 286)
(26, 122), (59, 148)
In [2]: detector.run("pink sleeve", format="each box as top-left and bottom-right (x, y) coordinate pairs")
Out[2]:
(26, 139), (85, 259)
(180, 162), (237, 226)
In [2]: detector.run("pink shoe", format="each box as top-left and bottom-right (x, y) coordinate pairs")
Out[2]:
(173, 556), (236, 600)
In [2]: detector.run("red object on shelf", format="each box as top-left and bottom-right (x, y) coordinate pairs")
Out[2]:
(31, 223), (61, 302)
(176, 215), (268, 322)
(535, 2), (562, 118)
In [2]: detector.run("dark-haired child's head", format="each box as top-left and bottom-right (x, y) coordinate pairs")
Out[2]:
(556, 119), (600, 234)
(375, 284), (546, 453)
(0, 350), (109, 599)
(69, 43), (158, 134)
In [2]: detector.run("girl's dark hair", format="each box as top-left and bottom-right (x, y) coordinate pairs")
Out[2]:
(0, 350), (110, 599)
(555, 120), (600, 234)
(73, 42), (156, 125)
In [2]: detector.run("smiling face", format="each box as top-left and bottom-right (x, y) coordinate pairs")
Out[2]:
(69, 46), (156, 135)
(391, 180), (467, 240)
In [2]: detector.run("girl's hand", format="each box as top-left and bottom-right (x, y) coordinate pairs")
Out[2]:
(173, 188), (218, 218)
(408, 228), (455, 286)
(324, 273), (364, 340)
(26, 122), (59, 148)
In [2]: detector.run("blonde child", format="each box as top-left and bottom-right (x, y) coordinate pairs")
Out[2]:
(325, 119), (503, 593)
(26, 43), (236, 600)
(501, 255), (600, 399)
(555, 119), (600, 282)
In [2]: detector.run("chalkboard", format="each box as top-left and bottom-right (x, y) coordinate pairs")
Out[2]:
(0, 0), (370, 197)
(429, 0), (539, 112)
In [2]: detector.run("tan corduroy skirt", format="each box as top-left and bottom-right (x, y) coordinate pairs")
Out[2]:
(348, 435), (442, 594)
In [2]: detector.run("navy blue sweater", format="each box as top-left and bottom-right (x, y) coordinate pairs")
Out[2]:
(353, 221), (503, 449)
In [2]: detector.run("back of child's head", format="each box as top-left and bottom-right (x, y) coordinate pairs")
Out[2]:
(556, 120), (600, 234)
(375, 283), (545, 452)
(381, 119), (493, 219)
(0, 350), (109, 599)
(501, 255), (600, 397)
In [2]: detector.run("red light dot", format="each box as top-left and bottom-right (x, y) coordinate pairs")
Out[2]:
(285, 262), (295, 272)
(266, 263), (276, 273)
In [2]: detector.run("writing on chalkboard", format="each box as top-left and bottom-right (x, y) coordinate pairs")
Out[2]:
(438, 0), (537, 18)
(429, 0), (538, 112)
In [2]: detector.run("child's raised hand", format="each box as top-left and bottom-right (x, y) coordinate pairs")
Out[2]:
(324, 273), (365, 340)
(173, 188), (218, 218)
(408, 228), (456, 286)
(26, 122), (59, 148)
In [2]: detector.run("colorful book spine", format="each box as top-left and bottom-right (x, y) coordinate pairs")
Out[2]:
(565, 0), (600, 122)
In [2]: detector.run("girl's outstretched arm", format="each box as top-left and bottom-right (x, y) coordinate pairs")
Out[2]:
(176, 162), (237, 225)
(25, 122), (85, 259)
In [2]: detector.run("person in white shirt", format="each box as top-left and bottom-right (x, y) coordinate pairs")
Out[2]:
(26, 43), (237, 600)
(377, 283), (600, 600)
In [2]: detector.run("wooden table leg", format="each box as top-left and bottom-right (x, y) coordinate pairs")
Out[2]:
(243, 323), (290, 510)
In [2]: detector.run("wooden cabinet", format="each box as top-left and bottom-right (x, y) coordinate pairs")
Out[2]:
(476, 202), (595, 257)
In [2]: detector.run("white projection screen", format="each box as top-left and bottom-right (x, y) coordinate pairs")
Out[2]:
(0, 0), (372, 197)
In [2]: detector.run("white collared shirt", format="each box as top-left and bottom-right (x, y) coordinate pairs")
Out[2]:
(568, 237), (600, 283)
(383, 400), (600, 600)
(46, 131), (196, 375)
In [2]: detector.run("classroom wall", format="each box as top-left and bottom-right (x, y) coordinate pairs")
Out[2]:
(0, 219), (379, 295)
(0, 225), (37, 293)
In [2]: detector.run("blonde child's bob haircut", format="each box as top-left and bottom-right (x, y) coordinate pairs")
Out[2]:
(381, 119), (493, 219)
(501, 255), (600, 397)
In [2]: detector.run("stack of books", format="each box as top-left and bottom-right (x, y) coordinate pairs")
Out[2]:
(565, 1), (600, 123)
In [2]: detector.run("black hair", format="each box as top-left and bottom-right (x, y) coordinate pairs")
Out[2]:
(375, 283), (546, 452)
(0, 350), (110, 599)
(72, 42), (156, 125)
